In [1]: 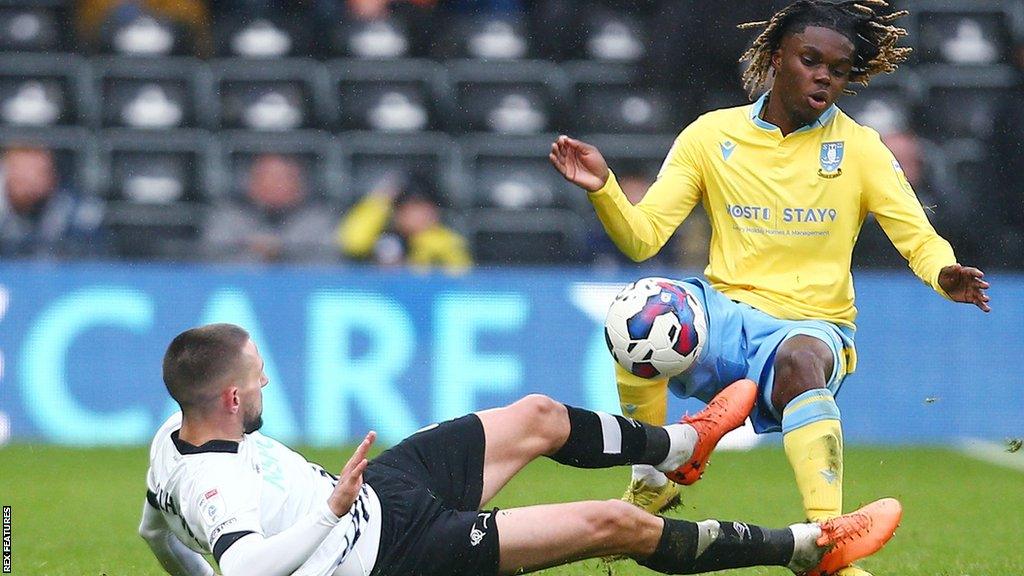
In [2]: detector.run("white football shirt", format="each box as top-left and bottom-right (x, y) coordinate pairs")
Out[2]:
(145, 413), (381, 576)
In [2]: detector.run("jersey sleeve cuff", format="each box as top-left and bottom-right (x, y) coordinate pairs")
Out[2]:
(319, 501), (343, 526)
(588, 170), (619, 198)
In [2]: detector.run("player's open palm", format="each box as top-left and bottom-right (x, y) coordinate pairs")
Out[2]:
(938, 264), (991, 312)
(328, 431), (376, 517)
(549, 135), (610, 192)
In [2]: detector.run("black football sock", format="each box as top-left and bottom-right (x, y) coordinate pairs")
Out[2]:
(639, 518), (794, 574)
(548, 405), (669, 468)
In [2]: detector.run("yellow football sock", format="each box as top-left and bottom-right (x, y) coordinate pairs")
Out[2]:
(782, 390), (844, 521)
(615, 363), (669, 425)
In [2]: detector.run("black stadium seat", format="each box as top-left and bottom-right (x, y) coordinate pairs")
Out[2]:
(332, 59), (448, 133)
(211, 59), (332, 131)
(0, 53), (91, 127)
(569, 62), (685, 135)
(459, 134), (581, 212)
(94, 11), (195, 57)
(577, 8), (647, 63)
(0, 1), (70, 53)
(434, 14), (532, 60)
(448, 60), (565, 135)
(94, 57), (212, 130)
(331, 16), (415, 60)
(912, 2), (1014, 66)
(99, 129), (214, 258)
(214, 15), (310, 59)
(918, 66), (1016, 140)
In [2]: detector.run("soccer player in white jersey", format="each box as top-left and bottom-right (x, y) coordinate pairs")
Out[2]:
(140, 323), (902, 576)
(550, 3), (990, 575)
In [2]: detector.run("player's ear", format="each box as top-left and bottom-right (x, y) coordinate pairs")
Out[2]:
(224, 387), (241, 414)
(771, 48), (782, 71)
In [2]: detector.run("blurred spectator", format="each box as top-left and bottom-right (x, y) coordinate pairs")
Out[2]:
(337, 173), (471, 273)
(76, 0), (212, 57)
(0, 146), (106, 258)
(204, 153), (337, 262)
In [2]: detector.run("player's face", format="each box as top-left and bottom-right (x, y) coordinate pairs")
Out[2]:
(771, 25), (855, 128)
(238, 339), (268, 434)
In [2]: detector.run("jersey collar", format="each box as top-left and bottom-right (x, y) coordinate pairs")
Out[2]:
(171, 429), (240, 454)
(749, 91), (838, 134)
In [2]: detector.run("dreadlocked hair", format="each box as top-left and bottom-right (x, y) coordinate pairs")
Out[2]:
(738, 0), (911, 99)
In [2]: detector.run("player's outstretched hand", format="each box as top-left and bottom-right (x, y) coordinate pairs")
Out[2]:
(938, 264), (991, 313)
(327, 431), (376, 517)
(549, 135), (610, 192)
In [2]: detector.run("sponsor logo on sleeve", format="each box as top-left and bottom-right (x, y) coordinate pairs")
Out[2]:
(199, 488), (226, 526)
(209, 517), (238, 543)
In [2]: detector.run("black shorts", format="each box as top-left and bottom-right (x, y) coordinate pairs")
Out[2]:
(365, 414), (501, 576)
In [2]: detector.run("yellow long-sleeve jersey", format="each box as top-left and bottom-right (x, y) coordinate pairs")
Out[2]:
(589, 94), (957, 328)
(337, 194), (472, 272)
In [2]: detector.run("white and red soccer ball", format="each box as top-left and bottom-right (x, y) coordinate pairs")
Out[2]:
(604, 278), (707, 379)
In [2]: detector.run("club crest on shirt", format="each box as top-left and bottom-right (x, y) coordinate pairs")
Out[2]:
(818, 141), (844, 178)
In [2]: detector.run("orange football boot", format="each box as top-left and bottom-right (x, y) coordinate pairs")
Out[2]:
(664, 378), (757, 485)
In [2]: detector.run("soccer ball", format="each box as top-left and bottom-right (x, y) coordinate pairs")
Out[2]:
(604, 278), (707, 379)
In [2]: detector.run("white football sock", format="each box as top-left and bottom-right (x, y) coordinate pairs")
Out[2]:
(631, 464), (668, 487)
(654, 423), (698, 472)
(787, 523), (825, 573)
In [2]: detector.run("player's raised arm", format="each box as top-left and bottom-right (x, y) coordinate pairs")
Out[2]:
(938, 264), (991, 312)
(328, 430), (376, 517)
(549, 135), (610, 192)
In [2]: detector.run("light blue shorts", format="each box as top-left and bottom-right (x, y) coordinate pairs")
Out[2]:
(667, 278), (856, 434)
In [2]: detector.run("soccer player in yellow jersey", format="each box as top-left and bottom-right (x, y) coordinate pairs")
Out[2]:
(550, 2), (990, 575)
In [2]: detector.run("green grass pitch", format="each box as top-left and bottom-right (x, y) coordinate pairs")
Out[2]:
(2, 445), (1021, 575)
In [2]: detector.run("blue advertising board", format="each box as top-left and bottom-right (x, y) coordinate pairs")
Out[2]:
(0, 263), (1020, 446)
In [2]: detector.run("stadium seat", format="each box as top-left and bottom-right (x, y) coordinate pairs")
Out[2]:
(0, 1), (70, 53)
(459, 134), (583, 212)
(214, 14), (311, 59)
(217, 129), (343, 203)
(330, 16), (415, 59)
(465, 208), (587, 264)
(211, 58), (333, 131)
(331, 59), (449, 133)
(0, 53), (91, 127)
(341, 131), (457, 207)
(568, 62), (687, 135)
(911, 1), (1015, 66)
(99, 129), (214, 259)
(918, 65), (1017, 140)
(577, 8), (647, 63)
(434, 14), (532, 60)
(92, 10), (196, 57)
(448, 60), (565, 135)
(94, 57), (212, 130)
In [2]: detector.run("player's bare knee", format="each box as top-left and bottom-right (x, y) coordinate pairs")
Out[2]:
(772, 341), (832, 410)
(584, 500), (655, 552)
(514, 394), (567, 449)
